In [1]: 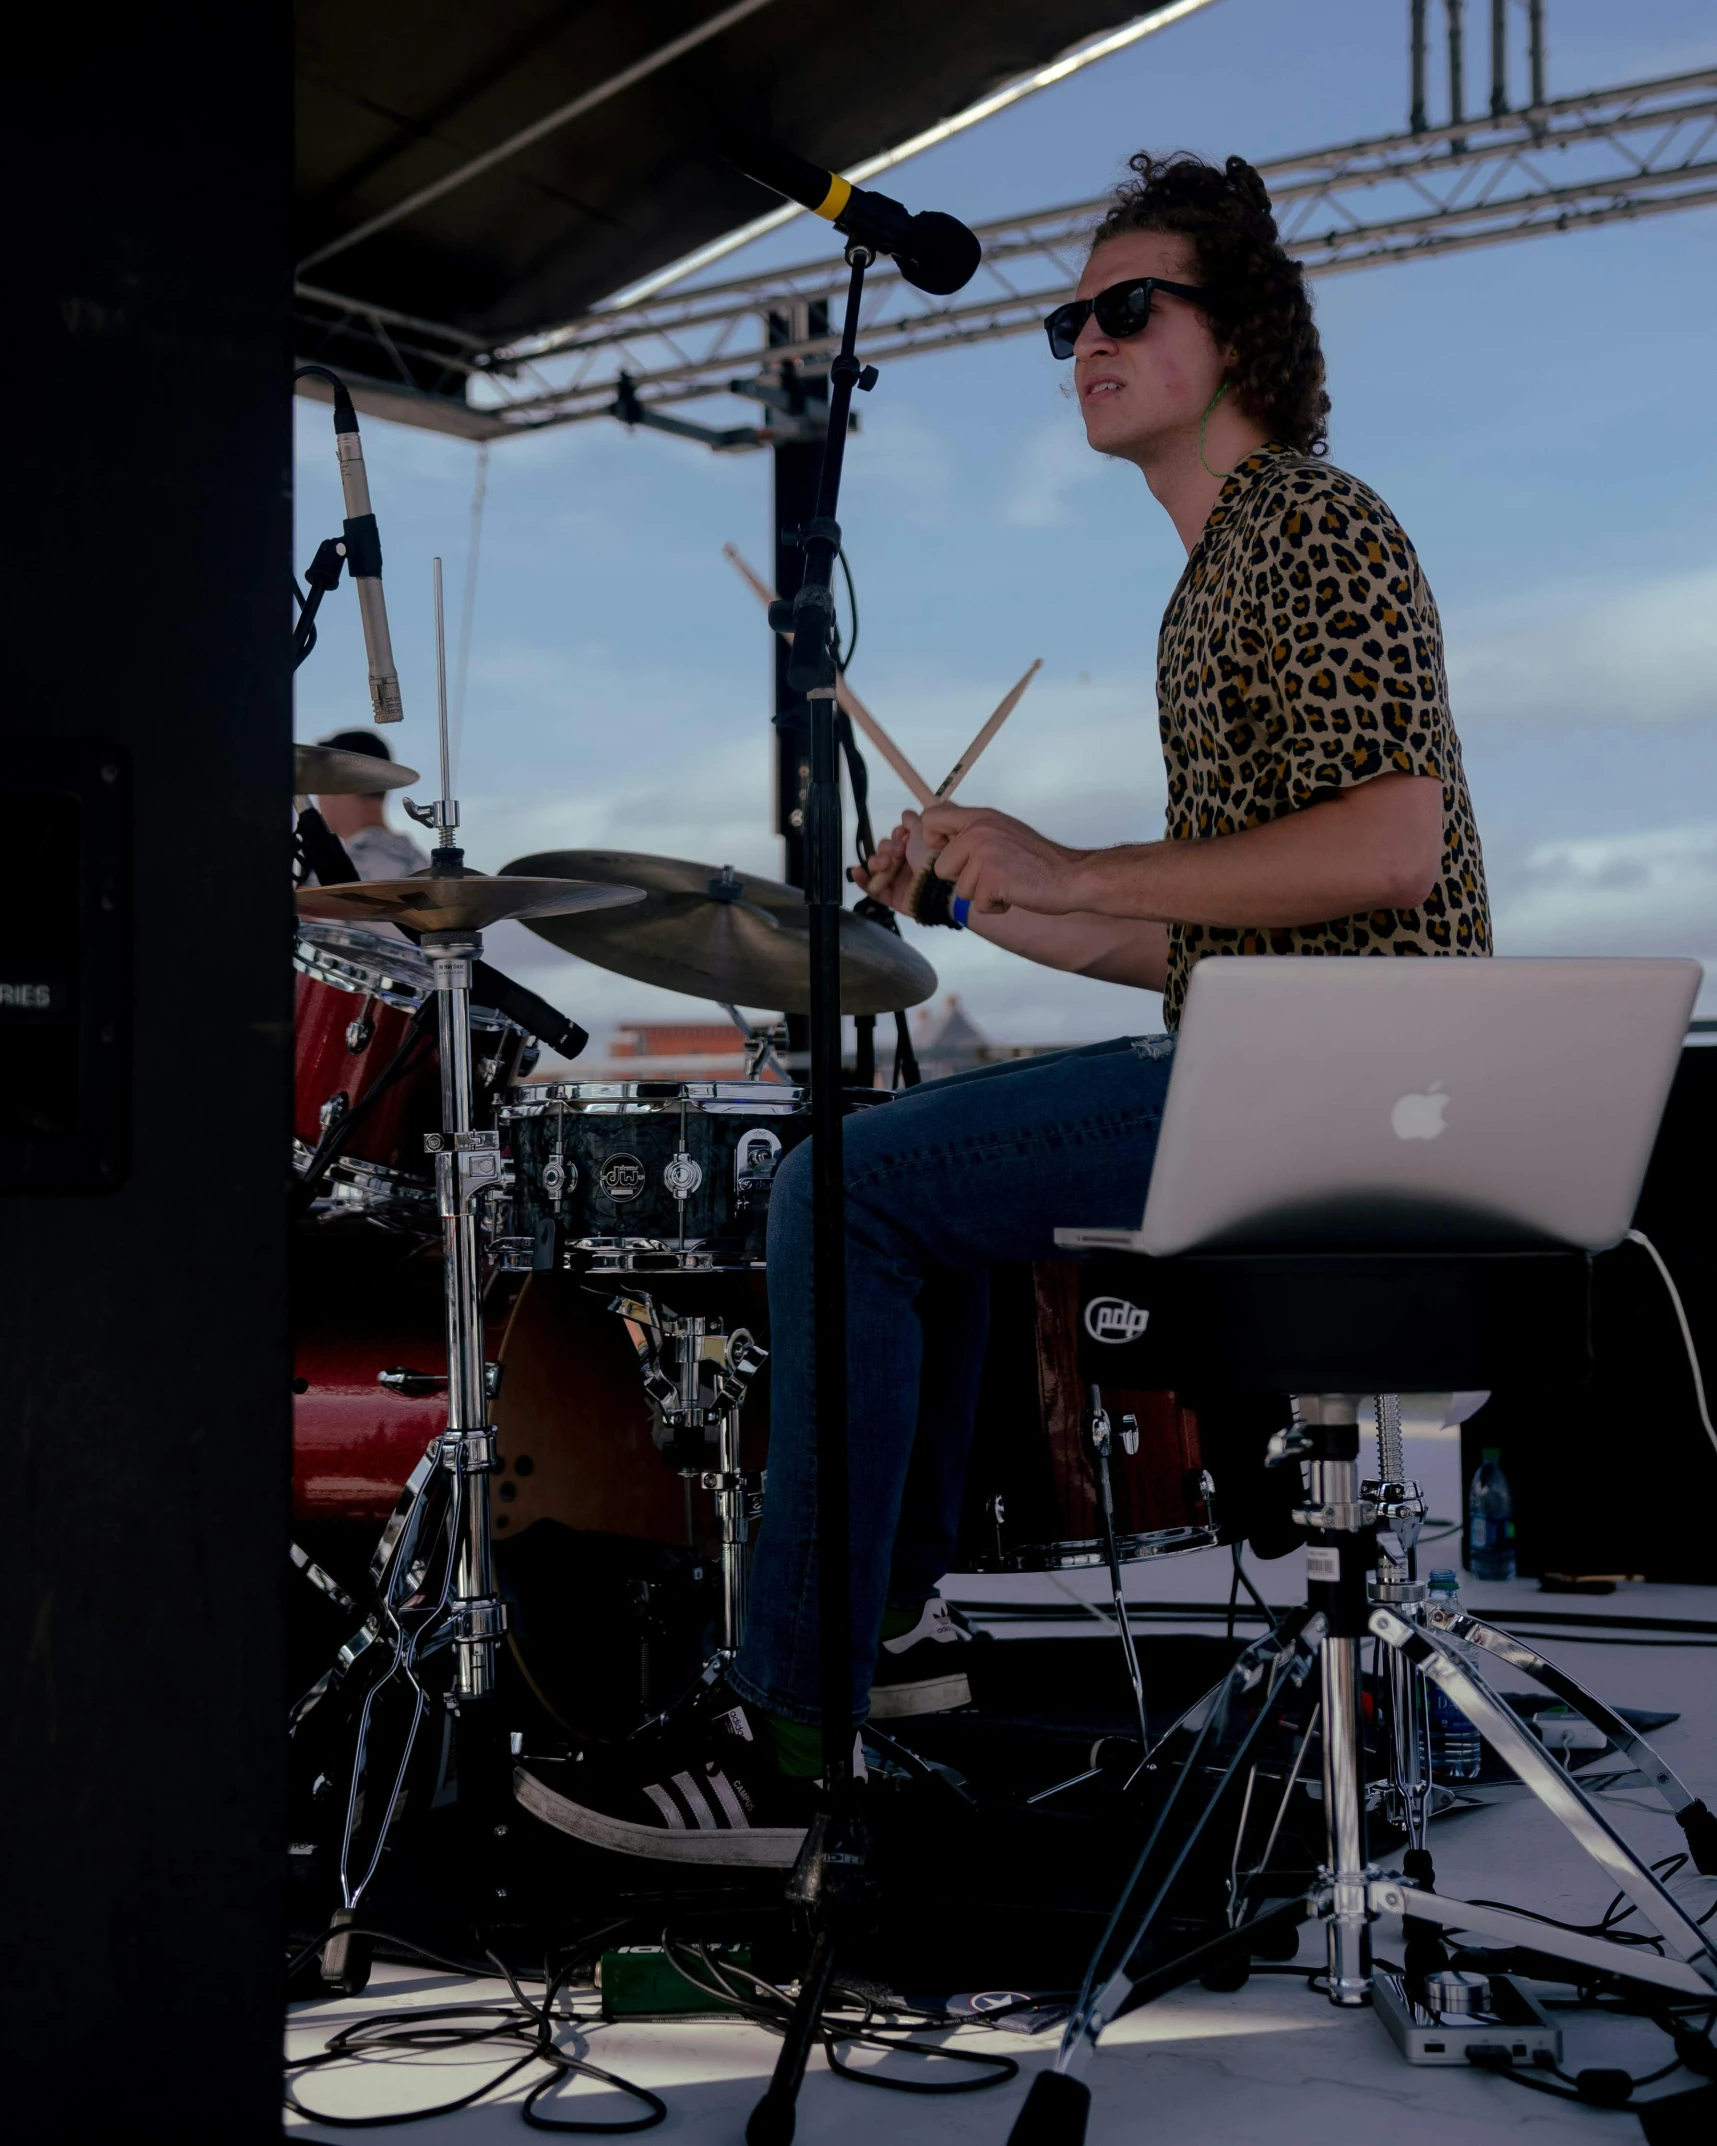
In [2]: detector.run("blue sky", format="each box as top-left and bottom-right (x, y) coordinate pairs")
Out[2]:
(294, 0), (1717, 1042)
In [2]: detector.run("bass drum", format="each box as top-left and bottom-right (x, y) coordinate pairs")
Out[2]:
(291, 1225), (690, 1550)
(290, 1224), (765, 1730)
(957, 1262), (1220, 1573)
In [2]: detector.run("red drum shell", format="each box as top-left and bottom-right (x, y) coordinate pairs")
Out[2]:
(293, 1228), (457, 1526)
(292, 1226), (713, 1548)
(958, 1262), (1214, 1572)
(293, 966), (434, 1172)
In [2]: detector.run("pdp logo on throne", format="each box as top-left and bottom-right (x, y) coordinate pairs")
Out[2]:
(1084, 1296), (1150, 1345)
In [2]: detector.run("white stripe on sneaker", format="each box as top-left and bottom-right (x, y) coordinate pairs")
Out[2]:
(642, 1781), (686, 1830)
(673, 1771), (718, 1830)
(515, 1766), (805, 1869)
(706, 1770), (750, 1830)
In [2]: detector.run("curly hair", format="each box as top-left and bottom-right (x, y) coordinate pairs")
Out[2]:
(1090, 152), (1329, 456)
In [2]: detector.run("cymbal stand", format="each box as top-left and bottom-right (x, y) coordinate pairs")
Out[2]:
(609, 1290), (767, 1659)
(721, 1001), (791, 1083)
(749, 240), (879, 2146)
(418, 555), (509, 1716)
(314, 559), (510, 1990)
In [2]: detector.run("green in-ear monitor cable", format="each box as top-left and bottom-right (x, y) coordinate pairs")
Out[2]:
(1199, 379), (1232, 479)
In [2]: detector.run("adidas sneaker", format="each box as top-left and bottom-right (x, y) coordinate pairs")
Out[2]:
(514, 1696), (816, 1867)
(867, 1595), (983, 1719)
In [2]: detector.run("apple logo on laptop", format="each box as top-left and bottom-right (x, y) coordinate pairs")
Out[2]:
(1391, 1081), (1449, 1142)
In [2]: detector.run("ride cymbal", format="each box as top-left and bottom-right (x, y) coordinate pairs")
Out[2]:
(293, 742), (419, 795)
(501, 849), (936, 1015)
(297, 871), (644, 936)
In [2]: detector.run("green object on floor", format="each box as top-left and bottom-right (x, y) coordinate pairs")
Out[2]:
(598, 1945), (754, 2019)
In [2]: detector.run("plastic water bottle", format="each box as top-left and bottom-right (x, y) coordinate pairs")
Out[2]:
(1425, 1570), (1481, 1783)
(1466, 1448), (1517, 1583)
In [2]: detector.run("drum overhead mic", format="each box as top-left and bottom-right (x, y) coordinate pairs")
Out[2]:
(298, 367), (405, 723)
(721, 137), (981, 296)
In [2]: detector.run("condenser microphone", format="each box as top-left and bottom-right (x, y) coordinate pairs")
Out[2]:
(303, 369), (405, 722)
(722, 138), (981, 296)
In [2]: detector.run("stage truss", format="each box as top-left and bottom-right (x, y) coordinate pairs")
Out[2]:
(295, 63), (1717, 444)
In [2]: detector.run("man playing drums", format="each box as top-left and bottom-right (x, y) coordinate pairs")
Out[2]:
(524, 150), (1491, 1863)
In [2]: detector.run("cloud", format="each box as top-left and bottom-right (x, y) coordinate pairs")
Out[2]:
(1001, 414), (1112, 528)
(1448, 565), (1717, 729)
(1490, 819), (1717, 1005)
(458, 657), (1172, 1051)
(841, 403), (957, 529)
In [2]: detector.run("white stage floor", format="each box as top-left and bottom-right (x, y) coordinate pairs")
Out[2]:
(286, 1434), (1717, 2140)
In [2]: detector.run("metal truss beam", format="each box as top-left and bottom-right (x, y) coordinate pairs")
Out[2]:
(299, 64), (1717, 441)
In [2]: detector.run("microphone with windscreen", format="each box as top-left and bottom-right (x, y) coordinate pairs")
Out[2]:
(722, 137), (981, 295)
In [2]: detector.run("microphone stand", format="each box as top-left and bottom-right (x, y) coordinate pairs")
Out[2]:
(748, 243), (878, 2146)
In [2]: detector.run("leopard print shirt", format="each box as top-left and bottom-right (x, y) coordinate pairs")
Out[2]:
(1157, 441), (1491, 1028)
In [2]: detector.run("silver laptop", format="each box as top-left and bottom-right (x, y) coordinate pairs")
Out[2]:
(1056, 956), (1701, 1259)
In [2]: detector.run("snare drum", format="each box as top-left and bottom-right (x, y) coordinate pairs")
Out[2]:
(294, 921), (527, 1209)
(958, 1262), (1219, 1572)
(499, 1080), (887, 1272)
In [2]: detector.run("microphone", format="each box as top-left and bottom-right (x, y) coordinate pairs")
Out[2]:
(722, 138), (981, 296)
(302, 369), (404, 722)
(470, 962), (589, 1065)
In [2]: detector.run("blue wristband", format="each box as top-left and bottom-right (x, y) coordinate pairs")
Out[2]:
(951, 896), (971, 929)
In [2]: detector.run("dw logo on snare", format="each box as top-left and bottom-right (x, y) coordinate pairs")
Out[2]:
(1083, 1296), (1150, 1345)
(598, 1153), (648, 1202)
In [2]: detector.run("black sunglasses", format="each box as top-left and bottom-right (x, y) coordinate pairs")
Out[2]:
(1043, 276), (1211, 361)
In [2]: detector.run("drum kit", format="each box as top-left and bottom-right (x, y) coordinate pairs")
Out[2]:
(285, 558), (1226, 1988)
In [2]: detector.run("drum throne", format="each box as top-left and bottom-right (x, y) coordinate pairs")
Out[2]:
(1008, 1241), (1717, 2143)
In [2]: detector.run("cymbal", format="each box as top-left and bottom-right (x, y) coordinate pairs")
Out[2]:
(297, 871), (645, 936)
(501, 849), (937, 1015)
(294, 742), (419, 795)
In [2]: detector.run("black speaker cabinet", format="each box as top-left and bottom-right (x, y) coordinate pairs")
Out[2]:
(1462, 1044), (1717, 1583)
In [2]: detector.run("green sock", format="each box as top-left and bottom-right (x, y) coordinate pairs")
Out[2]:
(765, 1714), (824, 1779)
(764, 1604), (928, 1777)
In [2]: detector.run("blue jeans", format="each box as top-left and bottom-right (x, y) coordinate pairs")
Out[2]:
(728, 1033), (1176, 1726)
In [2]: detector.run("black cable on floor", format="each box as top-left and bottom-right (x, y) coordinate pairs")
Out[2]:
(1465, 1850), (1708, 1954)
(660, 1937), (1021, 2096)
(285, 1925), (664, 2134)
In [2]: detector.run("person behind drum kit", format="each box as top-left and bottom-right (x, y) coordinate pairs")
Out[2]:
(521, 153), (1493, 1864)
(307, 729), (429, 881)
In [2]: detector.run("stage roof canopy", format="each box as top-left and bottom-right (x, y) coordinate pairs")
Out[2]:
(295, 0), (1164, 430)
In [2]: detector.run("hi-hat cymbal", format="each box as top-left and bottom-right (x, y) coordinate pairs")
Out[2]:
(297, 871), (644, 936)
(501, 849), (936, 1015)
(293, 742), (420, 795)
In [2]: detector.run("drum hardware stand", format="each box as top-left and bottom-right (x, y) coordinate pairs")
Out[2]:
(313, 560), (515, 1992)
(1009, 1392), (1717, 2145)
(1023, 1392), (1225, 1811)
(608, 1291), (767, 1659)
(1084, 1388), (1152, 1758)
(722, 1001), (791, 1082)
(291, 531), (347, 671)
(748, 239), (879, 2146)
(1365, 1393), (1435, 1859)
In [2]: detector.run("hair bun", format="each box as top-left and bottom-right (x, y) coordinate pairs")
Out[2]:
(1223, 156), (1277, 236)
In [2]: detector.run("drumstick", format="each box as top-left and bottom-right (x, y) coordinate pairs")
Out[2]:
(723, 543), (936, 808)
(933, 659), (1041, 802)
